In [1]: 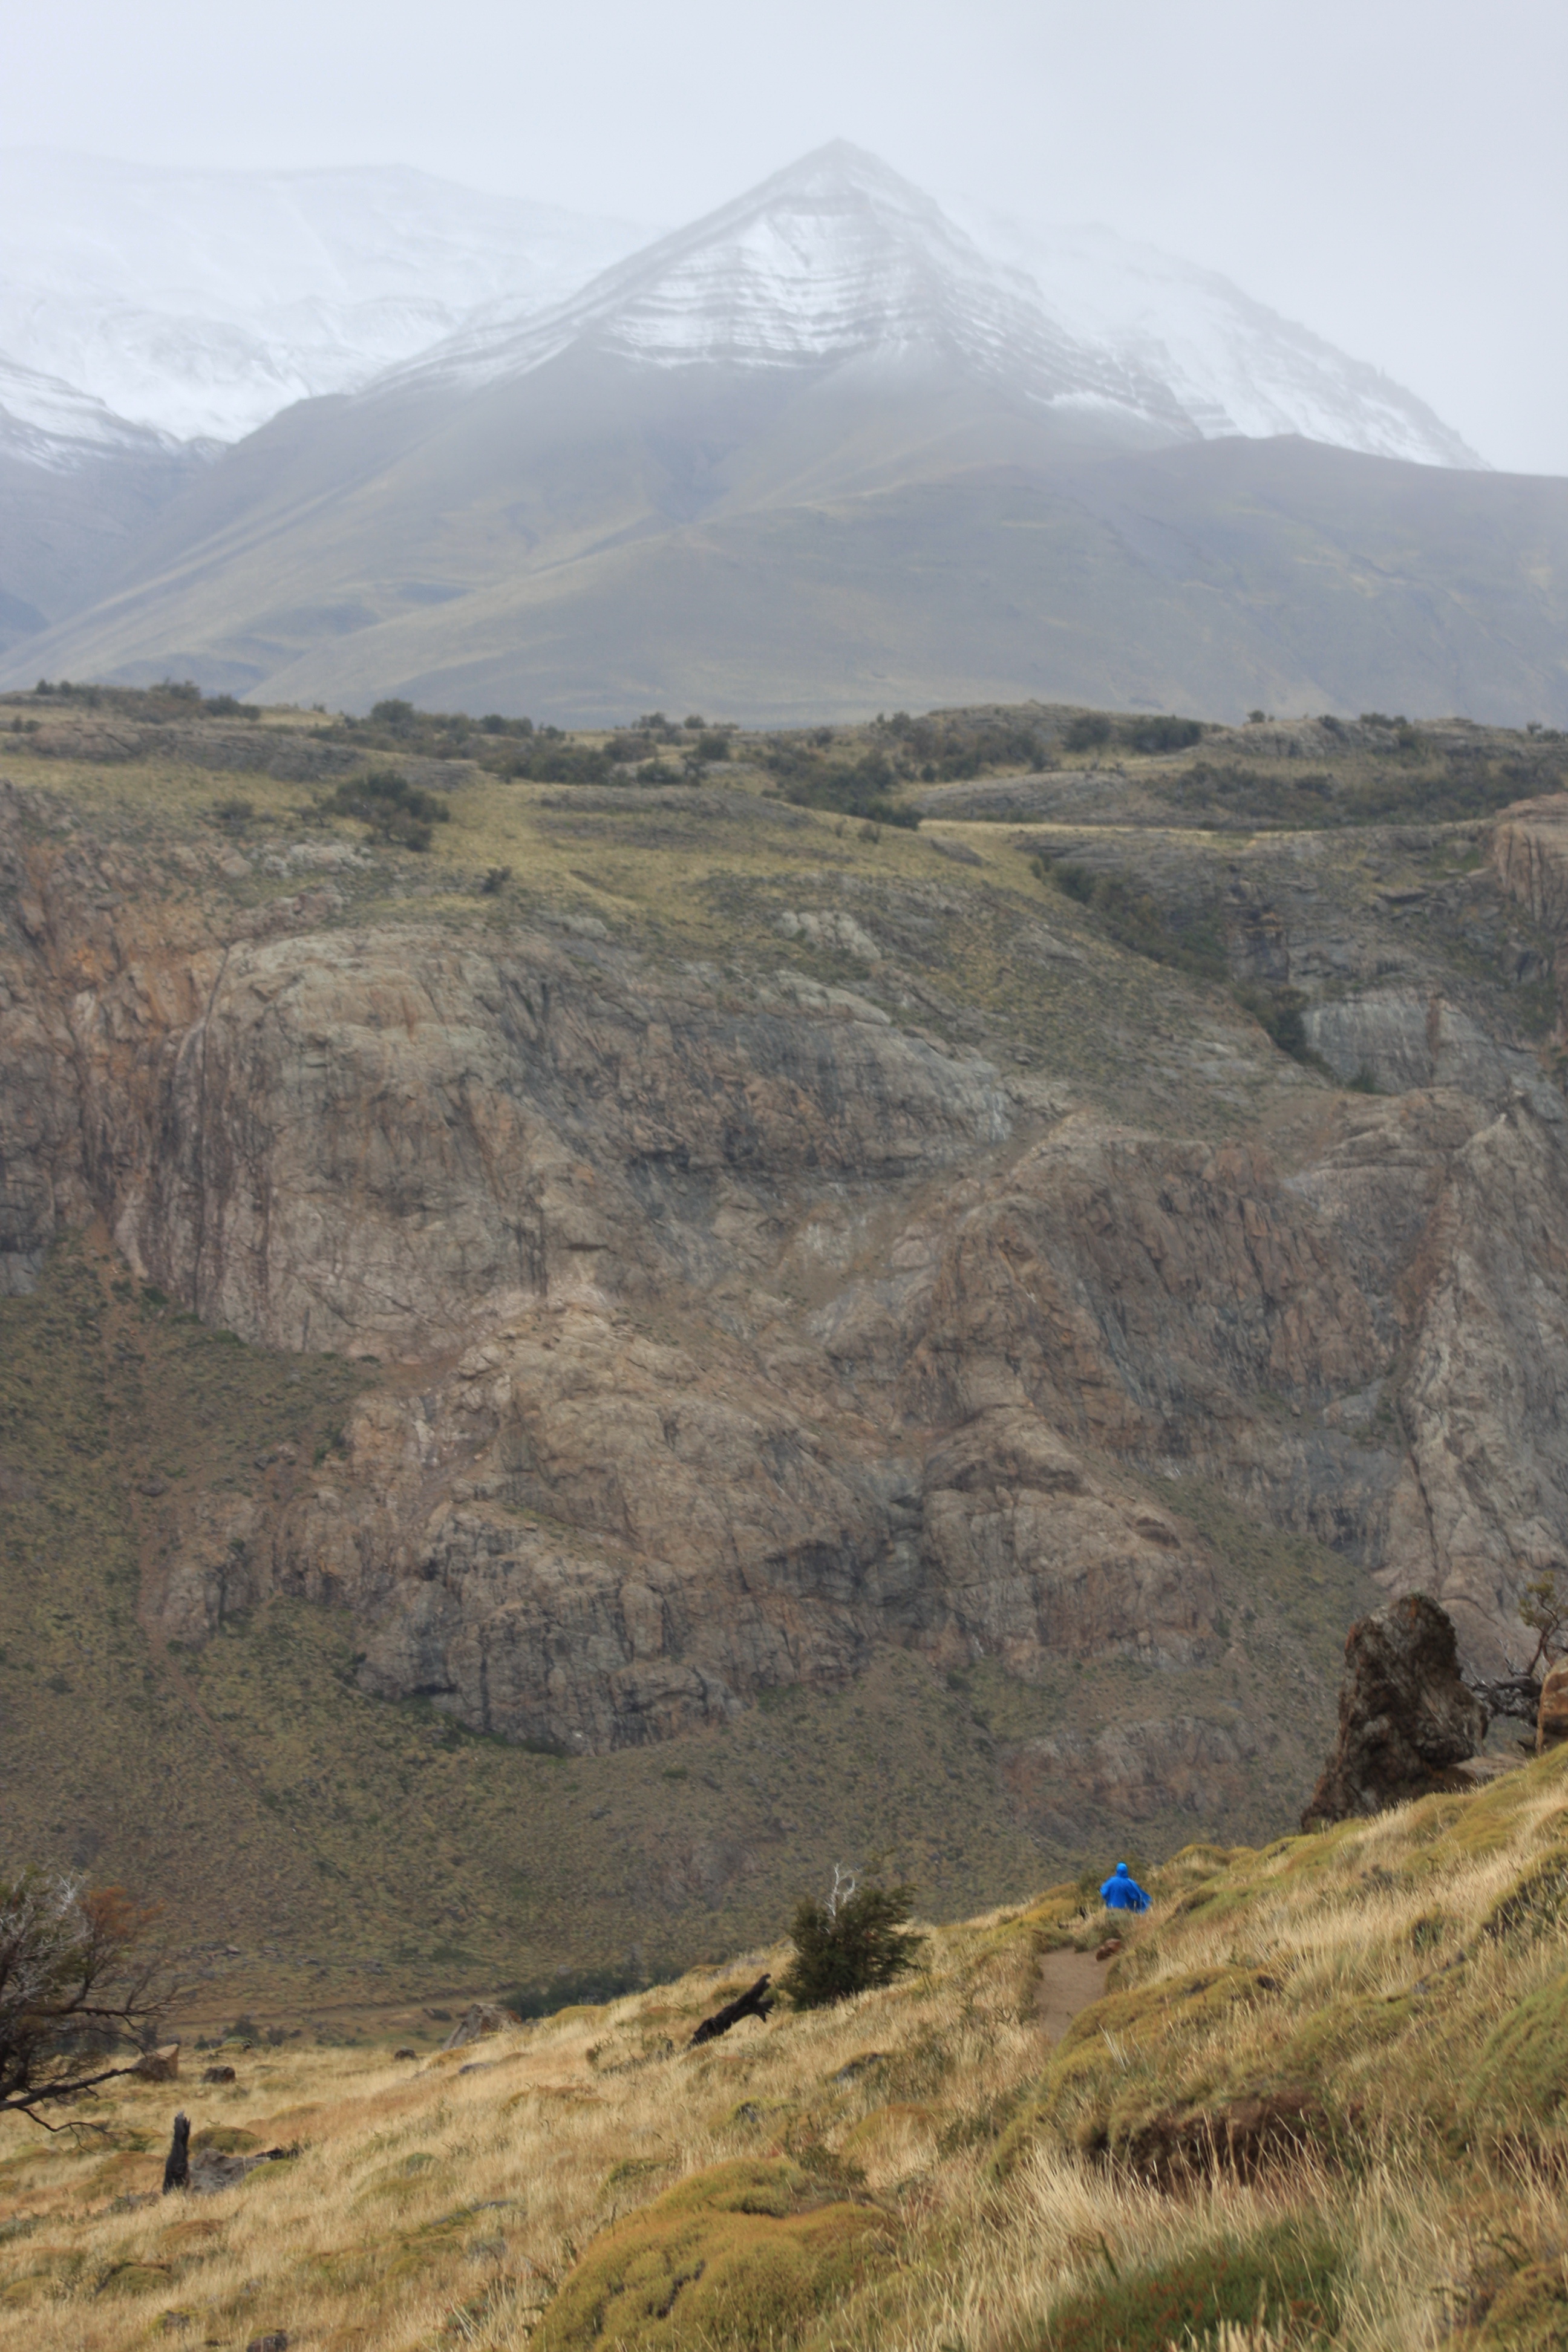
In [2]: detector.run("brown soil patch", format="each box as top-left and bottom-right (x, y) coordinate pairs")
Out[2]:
(1036, 1947), (1110, 2042)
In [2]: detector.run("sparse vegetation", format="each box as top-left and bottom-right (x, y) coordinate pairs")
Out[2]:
(1030, 853), (1228, 984)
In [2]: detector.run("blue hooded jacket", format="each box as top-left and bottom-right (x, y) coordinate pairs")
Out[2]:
(1100, 1862), (1151, 1912)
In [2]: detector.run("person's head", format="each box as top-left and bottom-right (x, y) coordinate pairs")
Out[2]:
(1115, 1862), (1129, 1875)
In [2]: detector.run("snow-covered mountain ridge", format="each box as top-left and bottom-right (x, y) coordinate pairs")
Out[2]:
(0, 149), (652, 445)
(0, 354), (191, 471)
(0, 140), (1482, 470)
(954, 207), (1481, 470)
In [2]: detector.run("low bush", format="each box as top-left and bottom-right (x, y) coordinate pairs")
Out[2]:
(321, 767), (451, 851)
(883, 708), (1052, 776)
(501, 1964), (660, 2020)
(771, 750), (920, 829)
(1122, 714), (1203, 753)
(508, 742), (613, 785)
(1233, 982), (1325, 1068)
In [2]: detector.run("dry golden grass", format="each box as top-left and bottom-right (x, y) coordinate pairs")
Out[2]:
(4, 1751), (1568, 2348)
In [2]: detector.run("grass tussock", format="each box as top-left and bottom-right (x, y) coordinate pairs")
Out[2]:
(5, 1750), (1568, 2348)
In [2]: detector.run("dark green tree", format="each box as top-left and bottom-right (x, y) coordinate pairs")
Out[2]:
(779, 1867), (924, 2010)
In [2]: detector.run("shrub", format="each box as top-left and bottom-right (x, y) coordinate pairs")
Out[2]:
(501, 1964), (656, 2020)
(322, 766), (451, 851)
(1063, 713), (1114, 751)
(508, 742), (612, 785)
(877, 708), (1050, 776)
(779, 1873), (924, 2010)
(1030, 856), (1227, 984)
(771, 748), (920, 830)
(1233, 982), (1319, 1066)
(1123, 714), (1203, 753)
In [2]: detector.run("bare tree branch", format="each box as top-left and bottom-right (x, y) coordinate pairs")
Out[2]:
(0, 1870), (172, 2121)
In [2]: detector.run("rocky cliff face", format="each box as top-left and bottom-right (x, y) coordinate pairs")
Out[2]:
(4, 748), (1567, 1820)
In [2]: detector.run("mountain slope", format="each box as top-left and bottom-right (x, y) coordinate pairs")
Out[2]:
(957, 207), (1484, 468)
(0, 356), (214, 651)
(6, 1746), (1568, 2351)
(11, 420), (1567, 723)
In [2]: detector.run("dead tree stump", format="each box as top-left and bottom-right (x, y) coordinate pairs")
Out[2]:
(690, 1974), (775, 2047)
(162, 2110), (191, 2194)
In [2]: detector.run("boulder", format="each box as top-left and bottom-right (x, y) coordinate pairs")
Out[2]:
(137, 2043), (180, 2082)
(188, 2143), (299, 2197)
(1302, 1594), (1485, 1827)
(440, 2002), (512, 2051)
(1537, 1659), (1568, 1754)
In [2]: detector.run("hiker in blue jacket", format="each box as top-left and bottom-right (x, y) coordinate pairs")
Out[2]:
(1100, 1861), (1151, 1912)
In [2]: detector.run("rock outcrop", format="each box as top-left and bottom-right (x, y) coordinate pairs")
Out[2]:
(1302, 1594), (1485, 1826)
(1537, 1659), (1568, 1755)
(7, 769), (1568, 1795)
(441, 2003), (512, 2051)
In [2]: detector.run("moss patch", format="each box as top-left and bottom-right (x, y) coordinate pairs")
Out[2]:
(534, 2158), (894, 2351)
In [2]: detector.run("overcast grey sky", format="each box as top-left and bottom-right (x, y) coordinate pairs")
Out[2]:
(10, 0), (1564, 472)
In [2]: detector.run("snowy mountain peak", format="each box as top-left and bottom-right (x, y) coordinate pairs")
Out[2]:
(394, 142), (1192, 436)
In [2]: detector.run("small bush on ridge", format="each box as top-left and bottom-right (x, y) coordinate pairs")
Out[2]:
(322, 766), (451, 851)
(779, 1875), (924, 2010)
